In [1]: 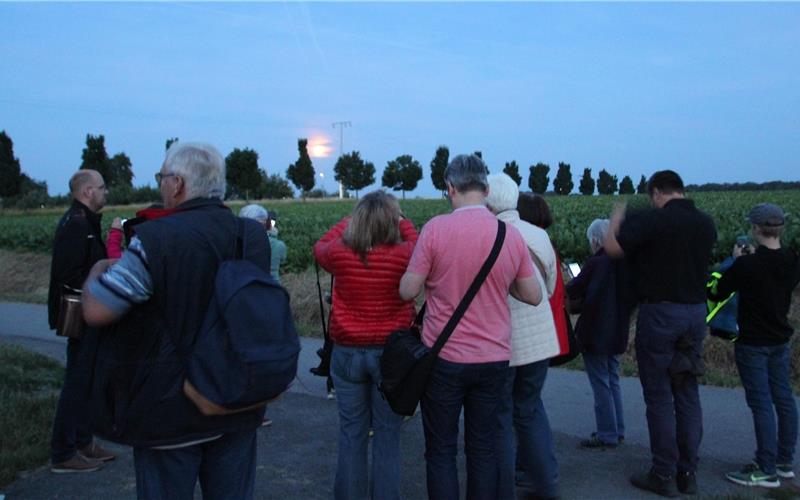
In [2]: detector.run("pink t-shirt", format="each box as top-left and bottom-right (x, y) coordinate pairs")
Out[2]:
(406, 205), (535, 363)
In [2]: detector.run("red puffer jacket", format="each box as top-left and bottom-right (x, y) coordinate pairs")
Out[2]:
(314, 216), (418, 346)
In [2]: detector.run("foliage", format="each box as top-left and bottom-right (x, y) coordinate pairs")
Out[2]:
(382, 154), (423, 199)
(0, 131), (22, 198)
(553, 162), (574, 195)
(597, 169), (618, 195)
(109, 152), (134, 187)
(430, 145), (449, 196)
(637, 175), (648, 194)
(503, 161), (522, 186)
(334, 151), (375, 198)
(79, 134), (112, 184)
(579, 168), (595, 196)
(106, 185), (161, 206)
(686, 181), (800, 192)
(286, 139), (316, 196)
(259, 173), (294, 199)
(225, 148), (261, 200)
(165, 137), (179, 151)
(619, 175), (635, 195)
(528, 163), (550, 194)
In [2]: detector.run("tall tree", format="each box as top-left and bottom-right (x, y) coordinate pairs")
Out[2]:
(80, 134), (112, 183)
(260, 173), (294, 199)
(334, 151), (375, 199)
(503, 161), (522, 186)
(109, 152), (134, 187)
(597, 169), (618, 195)
(430, 145), (449, 196)
(226, 148), (261, 199)
(553, 162), (574, 195)
(0, 131), (22, 198)
(286, 139), (316, 198)
(165, 137), (179, 151)
(382, 154), (423, 200)
(619, 175), (635, 195)
(528, 163), (550, 194)
(637, 174), (648, 194)
(579, 167), (595, 196)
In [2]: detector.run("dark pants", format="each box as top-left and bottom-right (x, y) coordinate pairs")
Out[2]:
(51, 337), (93, 463)
(133, 429), (257, 500)
(496, 359), (559, 500)
(735, 342), (798, 474)
(635, 303), (706, 477)
(422, 358), (508, 500)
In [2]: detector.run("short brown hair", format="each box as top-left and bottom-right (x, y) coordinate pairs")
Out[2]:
(755, 224), (784, 239)
(342, 190), (402, 263)
(517, 192), (553, 229)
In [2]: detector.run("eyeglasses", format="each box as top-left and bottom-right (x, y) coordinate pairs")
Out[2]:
(155, 172), (177, 184)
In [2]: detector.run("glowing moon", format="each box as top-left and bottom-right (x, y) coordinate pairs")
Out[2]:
(311, 144), (331, 158)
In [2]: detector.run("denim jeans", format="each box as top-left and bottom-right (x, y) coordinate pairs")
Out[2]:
(735, 342), (798, 474)
(496, 359), (559, 500)
(51, 337), (94, 463)
(635, 303), (706, 477)
(133, 429), (257, 500)
(583, 353), (625, 445)
(330, 344), (403, 500)
(422, 357), (508, 500)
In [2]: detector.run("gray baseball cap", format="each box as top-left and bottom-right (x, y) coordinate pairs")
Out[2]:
(747, 203), (785, 227)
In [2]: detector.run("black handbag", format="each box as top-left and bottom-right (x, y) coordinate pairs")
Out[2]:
(379, 220), (506, 416)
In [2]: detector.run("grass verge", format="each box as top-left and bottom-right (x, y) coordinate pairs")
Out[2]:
(0, 343), (63, 488)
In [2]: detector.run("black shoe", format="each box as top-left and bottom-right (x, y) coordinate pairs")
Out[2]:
(591, 431), (624, 445)
(580, 435), (617, 450)
(677, 471), (697, 495)
(630, 468), (680, 498)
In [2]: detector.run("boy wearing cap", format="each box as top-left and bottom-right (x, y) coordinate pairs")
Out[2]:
(708, 203), (800, 488)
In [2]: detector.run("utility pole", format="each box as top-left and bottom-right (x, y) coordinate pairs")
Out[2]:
(332, 121), (351, 199)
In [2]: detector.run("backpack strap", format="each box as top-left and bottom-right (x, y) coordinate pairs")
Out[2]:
(234, 218), (245, 260)
(429, 220), (506, 356)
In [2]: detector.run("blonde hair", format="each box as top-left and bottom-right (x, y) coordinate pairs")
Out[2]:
(342, 190), (402, 263)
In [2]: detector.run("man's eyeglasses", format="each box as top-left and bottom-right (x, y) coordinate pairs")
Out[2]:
(155, 172), (177, 184)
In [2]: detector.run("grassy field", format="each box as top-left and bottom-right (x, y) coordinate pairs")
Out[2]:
(0, 343), (64, 487)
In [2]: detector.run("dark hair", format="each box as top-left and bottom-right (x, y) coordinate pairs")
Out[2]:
(647, 170), (684, 196)
(517, 192), (553, 229)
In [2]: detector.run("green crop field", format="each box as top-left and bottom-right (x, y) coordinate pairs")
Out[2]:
(1, 191), (799, 272)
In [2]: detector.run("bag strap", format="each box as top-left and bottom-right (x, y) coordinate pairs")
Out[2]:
(429, 220), (506, 356)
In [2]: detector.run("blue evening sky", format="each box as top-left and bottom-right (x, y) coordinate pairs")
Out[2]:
(1, 2), (798, 197)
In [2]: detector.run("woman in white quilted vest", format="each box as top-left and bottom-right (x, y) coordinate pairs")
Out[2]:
(486, 173), (562, 500)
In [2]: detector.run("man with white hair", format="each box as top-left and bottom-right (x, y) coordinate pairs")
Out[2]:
(48, 169), (115, 473)
(485, 173), (561, 499)
(82, 143), (271, 498)
(240, 204), (287, 284)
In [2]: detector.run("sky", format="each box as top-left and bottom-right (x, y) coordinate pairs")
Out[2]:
(1, 2), (799, 197)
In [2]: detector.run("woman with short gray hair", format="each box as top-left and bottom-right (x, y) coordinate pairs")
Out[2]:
(486, 173), (561, 499)
(565, 218), (636, 450)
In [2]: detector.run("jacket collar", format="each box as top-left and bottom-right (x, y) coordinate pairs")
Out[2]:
(71, 199), (102, 225)
(495, 209), (521, 224)
(174, 197), (230, 213)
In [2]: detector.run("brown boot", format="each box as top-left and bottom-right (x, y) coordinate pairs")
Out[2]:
(79, 441), (116, 462)
(51, 453), (104, 473)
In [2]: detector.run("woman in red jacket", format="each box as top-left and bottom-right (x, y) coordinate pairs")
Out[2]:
(314, 190), (418, 500)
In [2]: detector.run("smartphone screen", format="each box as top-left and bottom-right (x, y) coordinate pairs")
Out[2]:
(568, 263), (581, 278)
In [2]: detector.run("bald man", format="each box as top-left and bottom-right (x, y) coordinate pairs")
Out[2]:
(47, 169), (115, 473)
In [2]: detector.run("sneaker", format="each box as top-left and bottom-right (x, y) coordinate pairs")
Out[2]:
(677, 471), (697, 495)
(326, 389), (336, 400)
(777, 463), (795, 479)
(580, 435), (617, 450)
(260, 417), (273, 427)
(51, 453), (104, 473)
(725, 463), (780, 488)
(79, 441), (116, 462)
(630, 468), (680, 498)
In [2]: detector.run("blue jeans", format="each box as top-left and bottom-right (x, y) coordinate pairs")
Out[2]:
(331, 344), (403, 500)
(496, 359), (559, 500)
(133, 429), (257, 500)
(422, 357), (508, 500)
(635, 303), (706, 477)
(583, 353), (625, 444)
(51, 337), (94, 463)
(735, 342), (798, 474)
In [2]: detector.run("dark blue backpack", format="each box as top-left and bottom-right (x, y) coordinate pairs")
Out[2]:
(184, 219), (300, 415)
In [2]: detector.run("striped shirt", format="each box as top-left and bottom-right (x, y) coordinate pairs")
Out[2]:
(88, 236), (153, 314)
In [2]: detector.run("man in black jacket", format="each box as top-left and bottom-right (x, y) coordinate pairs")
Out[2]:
(48, 169), (116, 473)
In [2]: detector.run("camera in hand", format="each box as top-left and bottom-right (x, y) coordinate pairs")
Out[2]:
(736, 235), (751, 255)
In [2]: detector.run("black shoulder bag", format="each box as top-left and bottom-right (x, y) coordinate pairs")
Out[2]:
(379, 220), (507, 416)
